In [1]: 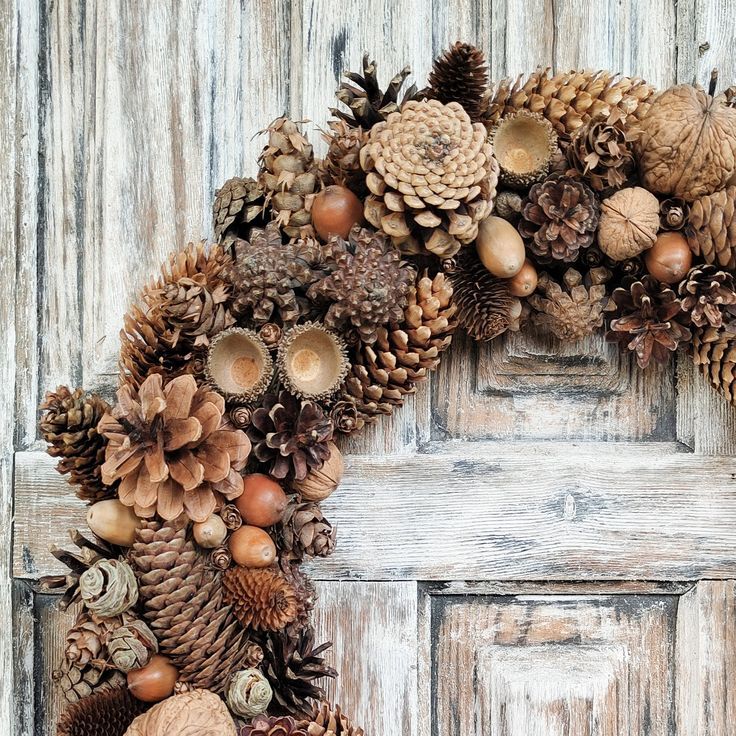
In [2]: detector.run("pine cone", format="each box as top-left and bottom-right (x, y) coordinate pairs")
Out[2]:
(307, 228), (414, 343)
(693, 324), (736, 404)
(679, 265), (736, 328)
(320, 120), (369, 195)
(446, 249), (520, 341)
(279, 500), (336, 560)
(566, 111), (636, 191)
(528, 268), (612, 340)
(485, 68), (656, 139)
(39, 387), (115, 503)
(65, 610), (121, 668)
(130, 516), (264, 693)
(606, 276), (691, 368)
(329, 399), (365, 434)
(259, 627), (337, 719)
(241, 716), (308, 736)
(494, 190), (524, 221)
(54, 657), (126, 704)
(79, 558), (138, 618)
(107, 619), (158, 672)
(99, 373), (251, 522)
(248, 391), (334, 481)
(301, 703), (364, 736)
(361, 99), (499, 258)
(425, 42), (489, 123)
(258, 118), (319, 238)
(213, 176), (267, 244)
(57, 687), (148, 736)
(277, 557), (316, 634)
(330, 53), (418, 129)
(686, 186), (736, 269)
(660, 198), (689, 231)
(519, 174), (599, 262)
(222, 566), (299, 631)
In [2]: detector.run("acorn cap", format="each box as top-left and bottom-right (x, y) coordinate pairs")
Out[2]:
(277, 322), (349, 400)
(206, 327), (274, 403)
(490, 110), (558, 190)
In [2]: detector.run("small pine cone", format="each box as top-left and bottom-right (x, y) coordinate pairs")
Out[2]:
(210, 545), (233, 570)
(280, 500), (336, 560)
(242, 715), (308, 736)
(222, 566), (299, 631)
(39, 387), (115, 503)
(57, 688), (148, 736)
(660, 198), (689, 231)
(679, 265), (736, 329)
(329, 399), (365, 435)
(687, 186), (736, 269)
(302, 703), (364, 736)
(425, 42), (489, 123)
(220, 504), (243, 530)
(107, 619), (158, 673)
(65, 610), (121, 668)
(321, 120), (369, 195)
(78, 559), (138, 618)
(528, 268), (612, 341)
(229, 405), (253, 430)
(494, 190), (524, 221)
(54, 657), (126, 705)
(259, 322), (283, 348)
(213, 176), (267, 244)
(693, 324), (736, 404)
(277, 557), (316, 633)
(519, 174), (599, 262)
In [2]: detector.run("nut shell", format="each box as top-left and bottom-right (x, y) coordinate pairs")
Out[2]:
(311, 185), (364, 240)
(228, 525), (277, 568)
(507, 259), (538, 297)
(291, 441), (344, 501)
(644, 231), (693, 284)
(86, 499), (142, 547)
(126, 655), (178, 703)
(476, 216), (526, 278)
(598, 187), (660, 261)
(235, 474), (288, 527)
(192, 514), (228, 548)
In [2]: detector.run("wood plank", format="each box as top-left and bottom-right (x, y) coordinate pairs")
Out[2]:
(12, 581), (36, 736)
(15, 442), (736, 581)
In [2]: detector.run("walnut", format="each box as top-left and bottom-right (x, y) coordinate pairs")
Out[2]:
(597, 187), (660, 261)
(635, 84), (736, 201)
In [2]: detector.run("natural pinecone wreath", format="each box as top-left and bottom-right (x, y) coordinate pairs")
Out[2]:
(37, 43), (736, 735)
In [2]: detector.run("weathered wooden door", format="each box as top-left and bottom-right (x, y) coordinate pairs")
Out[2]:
(4, 1), (736, 734)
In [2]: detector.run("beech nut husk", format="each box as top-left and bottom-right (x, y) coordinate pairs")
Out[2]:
(291, 442), (344, 501)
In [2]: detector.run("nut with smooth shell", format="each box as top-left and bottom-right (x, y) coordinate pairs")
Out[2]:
(476, 216), (526, 278)
(87, 499), (143, 547)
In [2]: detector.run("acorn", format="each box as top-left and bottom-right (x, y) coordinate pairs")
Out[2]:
(644, 231), (692, 284)
(127, 655), (178, 703)
(86, 499), (142, 547)
(476, 216), (526, 278)
(506, 259), (538, 297)
(192, 514), (228, 549)
(235, 474), (288, 527)
(311, 185), (364, 240)
(229, 525), (277, 568)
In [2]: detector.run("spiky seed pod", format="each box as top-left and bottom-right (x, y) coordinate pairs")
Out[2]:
(494, 190), (524, 221)
(330, 53), (418, 129)
(425, 42), (489, 123)
(279, 500), (336, 561)
(686, 186), (736, 269)
(693, 324), (736, 404)
(320, 120), (369, 195)
(302, 703), (365, 736)
(54, 657), (126, 704)
(446, 249), (520, 341)
(277, 323), (349, 400)
(131, 516), (264, 693)
(490, 111), (557, 189)
(241, 715), (308, 736)
(213, 176), (267, 244)
(660, 198), (689, 231)
(485, 67), (656, 139)
(678, 264), (736, 328)
(307, 228), (414, 344)
(258, 118), (319, 238)
(361, 100), (499, 258)
(222, 567), (299, 632)
(56, 687), (148, 736)
(519, 174), (599, 262)
(259, 627), (337, 719)
(39, 387), (115, 503)
(606, 276), (691, 368)
(528, 268), (612, 341)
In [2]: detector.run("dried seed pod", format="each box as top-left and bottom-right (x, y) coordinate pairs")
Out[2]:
(598, 187), (660, 261)
(210, 546), (233, 570)
(79, 559), (138, 618)
(220, 504), (243, 531)
(494, 190), (524, 221)
(227, 669), (273, 718)
(229, 405), (253, 430)
(108, 619), (159, 673)
(291, 442), (344, 502)
(259, 323), (283, 348)
(660, 197), (689, 231)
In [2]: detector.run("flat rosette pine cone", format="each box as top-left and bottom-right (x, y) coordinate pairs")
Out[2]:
(528, 267), (612, 341)
(519, 174), (599, 262)
(303, 703), (365, 736)
(307, 227), (414, 343)
(213, 176), (267, 243)
(597, 186), (660, 261)
(606, 276), (691, 368)
(57, 687), (148, 736)
(107, 619), (159, 672)
(248, 390), (334, 481)
(686, 186), (736, 270)
(79, 559), (138, 618)
(241, 715), (308, 736)
(39, 387), (115, 503)
(679, 264), (736, 328)
(361, 99), (499, 258)
(99, 373), (251, 522)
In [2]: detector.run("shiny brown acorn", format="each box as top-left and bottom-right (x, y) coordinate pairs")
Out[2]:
(193, 514), (228, 549)
(235, 474), (288, 527)
(127, 655), (178, 703)
(476, 216), (526, 278)
(86, 499), (142, 547)
(506, 258), (538, 297)
(644, 231), (692, 284)
(229, 525), (277, 568)
(311, 185), (364, 240)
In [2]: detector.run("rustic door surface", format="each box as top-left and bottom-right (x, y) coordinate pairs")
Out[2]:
(4, 1), (736, 734)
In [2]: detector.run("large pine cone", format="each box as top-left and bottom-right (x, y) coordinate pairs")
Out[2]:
(279, 500), (336, 560)
(519, 174), (599, 262)
(485, 68), (655, 139)
(130, 516), (263, 693)
(213, 176), (267, 244)
(54, 657), (126, 705)
(57, 688), (148, 736)
(361, 99), (499, 258)
(606, 276), (691, 368)
(679, 264), (736, 328)
(320, 120), (369, 195)
(39, 387), (114, 503)
(307, 227), (414, 343)
(693, 324), (736, 404)
(686, 186), (736, 269)
(302, 703), (364, 736)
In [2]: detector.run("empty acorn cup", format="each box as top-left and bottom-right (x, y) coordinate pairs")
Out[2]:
(277, 322), (349, 400)
(491, 110), (557, 190)
(206, 327), (274, 402)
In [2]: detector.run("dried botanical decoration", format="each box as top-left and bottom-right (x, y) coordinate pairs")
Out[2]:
(57, 687), (148, 736)
(79, 558), (138, 618)
(679, 265), (736, 328)
(304, 703), (365, 736)
(107, 619), (159, 673)
(291, 442), (344, 502)
(227, 669), (273, 718)
(693, 323), (736, 404)
(242, 715), (308, 736)
(686, 185), (736, 270)
(54, 657), (126, 705)
(597, 186), (660, 261)
(279, 499), (337, 561)
(320, 120), (369, 195)
(64, 610), (120, 668)
(213, 176), (267, 244)
(494, 190), (524, 221)
(660, 198), (689, 231)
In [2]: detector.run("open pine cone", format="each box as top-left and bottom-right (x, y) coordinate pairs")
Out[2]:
(693, 324), (736, 405)
(361, 99), (499, 258)
(686, 186), (736, 270)
(57, 687), (148, 736)
(320, 120), (369, 195)
(99, 373), (250, 522)
(241, 716), (308, 736)
(279, 500), (336, 561)
(302, 703), (364, 736)
(213, 176), (267, 244)
(54, 657), (126, 705)
(679, 264), (736, 328)
(65, 609), (122, 668)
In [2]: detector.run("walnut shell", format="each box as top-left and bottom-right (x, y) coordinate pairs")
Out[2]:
(291, 442), (344, 501)
(123, 689), (237, 736)
(597, 187), (660, 261)
(635, 84), (736, 201)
